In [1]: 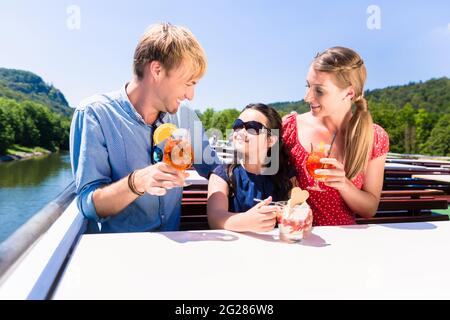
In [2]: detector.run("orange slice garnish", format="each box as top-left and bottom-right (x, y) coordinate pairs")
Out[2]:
(153, 123), (177, 145)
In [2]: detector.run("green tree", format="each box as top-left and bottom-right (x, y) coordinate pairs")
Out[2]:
(21, 101), (58, 150)
(414, 108), (435, 153)
(400, 103), (416, 154)
(221, 108), (240, 130)
(22, 116), (41, 147)
(0, 97), (71, 154)
(421, 114), (450, 156)
(0, 98), (21, 142)
(210, 112), (229, 137)
(370, 100), (403, 153)
(52, 114), (70, 150)
(200, 108), (215, 131)
(0, 105), (15, 154)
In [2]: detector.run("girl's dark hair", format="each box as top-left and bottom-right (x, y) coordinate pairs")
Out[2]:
(227, 103), (292, 201)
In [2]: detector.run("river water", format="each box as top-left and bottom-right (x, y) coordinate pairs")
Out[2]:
(0, 152), (73, 243)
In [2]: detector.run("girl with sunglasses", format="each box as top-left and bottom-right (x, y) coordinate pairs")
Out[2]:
(207, 103), (300, 232)
(282, 47), (389, 226)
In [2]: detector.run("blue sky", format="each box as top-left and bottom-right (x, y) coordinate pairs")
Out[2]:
(1, 0), (449, 111)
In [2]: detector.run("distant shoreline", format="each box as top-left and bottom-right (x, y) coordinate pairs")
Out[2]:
(0, 150), (52, 163)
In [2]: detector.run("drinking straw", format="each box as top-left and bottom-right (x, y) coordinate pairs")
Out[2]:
(327, 132), (337, 158)
(320, 132), (337, 170)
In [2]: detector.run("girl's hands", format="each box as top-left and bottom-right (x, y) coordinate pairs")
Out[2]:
(242, 196), (280, 232)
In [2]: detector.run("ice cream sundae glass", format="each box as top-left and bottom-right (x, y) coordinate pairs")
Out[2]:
(275, 187), (313, 243)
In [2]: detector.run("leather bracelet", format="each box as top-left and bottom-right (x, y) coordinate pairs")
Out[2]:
(128, 170), (144, 196)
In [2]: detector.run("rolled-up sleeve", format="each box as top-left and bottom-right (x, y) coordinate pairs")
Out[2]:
(70, 105), (111, 222)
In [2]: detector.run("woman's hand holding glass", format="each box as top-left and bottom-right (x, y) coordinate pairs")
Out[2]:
(314, 158), (350, 192)
(306, 143), (332, 191)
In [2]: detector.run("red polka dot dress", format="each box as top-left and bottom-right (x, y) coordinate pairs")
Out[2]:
(282, 113), (390, 226)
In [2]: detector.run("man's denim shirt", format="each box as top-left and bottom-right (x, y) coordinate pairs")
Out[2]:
(70, 85), (219, 233)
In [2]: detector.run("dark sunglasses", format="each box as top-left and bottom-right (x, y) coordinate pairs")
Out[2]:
(232, 119), (271, 135)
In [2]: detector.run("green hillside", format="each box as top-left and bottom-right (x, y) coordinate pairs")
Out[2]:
(268, 100), (309, 115)
(0, 68), (72, 116)
(0, 68), (72, 156)
(365, 77), (450, 114)
(269, 77), (450, 115)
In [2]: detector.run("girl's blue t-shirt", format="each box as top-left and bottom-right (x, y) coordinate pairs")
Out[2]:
(213, 164), (283, 213)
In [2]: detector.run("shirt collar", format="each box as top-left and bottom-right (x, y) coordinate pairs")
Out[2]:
(119, 83), (167, 127)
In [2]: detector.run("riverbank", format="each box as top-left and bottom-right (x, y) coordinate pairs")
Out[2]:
(0, 145), (52, 163)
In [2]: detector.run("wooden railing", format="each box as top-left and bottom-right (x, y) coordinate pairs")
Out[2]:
(181, 159), (450, 230)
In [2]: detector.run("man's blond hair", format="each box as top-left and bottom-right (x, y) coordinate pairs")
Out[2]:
(133, 22), (207, 81)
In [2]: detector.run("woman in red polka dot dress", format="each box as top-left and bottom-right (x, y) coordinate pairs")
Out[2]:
(283, 47), (389, 226)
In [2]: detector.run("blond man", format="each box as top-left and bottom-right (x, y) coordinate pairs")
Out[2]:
(70, 23), (219, 233)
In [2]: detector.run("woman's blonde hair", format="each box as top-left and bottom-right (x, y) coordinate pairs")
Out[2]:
(133, 22), (207, 81)
(313, 46), (374, 180)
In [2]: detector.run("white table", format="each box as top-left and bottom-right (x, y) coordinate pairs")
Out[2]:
(52, 221), (450, 300)
(412, 175), (450, 183)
